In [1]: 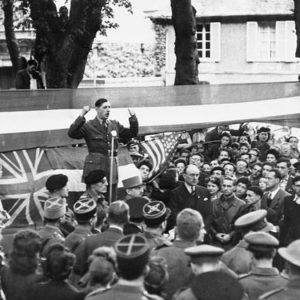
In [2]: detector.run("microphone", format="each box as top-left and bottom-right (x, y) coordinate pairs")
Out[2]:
(111, 130), (117, 137)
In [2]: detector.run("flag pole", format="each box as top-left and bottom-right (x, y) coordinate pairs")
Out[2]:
(109, 131), (117, 205)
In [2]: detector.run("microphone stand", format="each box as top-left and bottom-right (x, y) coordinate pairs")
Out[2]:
(109, 131), (116, 205)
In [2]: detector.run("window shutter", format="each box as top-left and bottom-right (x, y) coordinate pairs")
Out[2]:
(284, 21), (298, 62)
(210, 22), (221, 62)
(275, 21), (286, 61)
(246, 22), (258, 62)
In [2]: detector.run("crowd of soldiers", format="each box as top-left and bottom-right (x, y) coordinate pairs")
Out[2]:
(0, 99), (300, 300)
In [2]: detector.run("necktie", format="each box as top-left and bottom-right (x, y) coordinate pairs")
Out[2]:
(191, 186), (196, 196)
(267, 192), (272, 206)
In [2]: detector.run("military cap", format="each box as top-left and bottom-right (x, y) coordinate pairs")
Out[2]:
(84, 169), (106, 186)
(278, 239), (300, 267)
(122, 173), (143, 189)
(45, 174), (68, 191)
(234, 209), (273, 232)
(129, 151), (144, 158)
(73, 195), (97, 221)
(143, 201), (170, 227)
(115, 234), (150, 260)
(185, 244), (224, 264)
(244, 232), (279, 253)
(126, 197), (150, 222)
(44, 197), (66, 219)
(191, 271), (243, 300)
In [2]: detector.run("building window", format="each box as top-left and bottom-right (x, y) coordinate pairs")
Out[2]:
(258, 22), (276, 60)
(196, 23), (211, 59)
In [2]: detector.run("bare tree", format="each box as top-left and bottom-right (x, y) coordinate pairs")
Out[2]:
(171, 0), (199, 85)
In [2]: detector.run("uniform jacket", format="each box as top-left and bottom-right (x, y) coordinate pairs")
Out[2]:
(74, 226), (123, 276)
(280, 194), (300, 246)
(87, 282), (157, 300)
(64, 225), (92, 253)
(155, 240), (194, 300)
(26, 279), (85, 300)
(261, 189), (290, 226)
(38, 224), (65, 256)
(239, 267), (287, 300)
(258, 276), (300, 300)
(221, 239), (252, 275)
(168, 184), (212, 231)
(141, 231), (171, 251)
(212, 194), (245, 235)
(68, 115), (138, 181)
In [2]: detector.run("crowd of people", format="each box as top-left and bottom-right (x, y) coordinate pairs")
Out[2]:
(0, 98), (300, 300)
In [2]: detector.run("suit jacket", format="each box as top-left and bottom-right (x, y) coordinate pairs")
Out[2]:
(68, 115), (138, 180)
(168, 184), (212, 232)
(261, 189), (290, 226)
(74, 227), (123, 276)
(280, 194), (300, 246)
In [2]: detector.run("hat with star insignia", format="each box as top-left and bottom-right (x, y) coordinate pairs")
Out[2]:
(143, 201), (171, 228)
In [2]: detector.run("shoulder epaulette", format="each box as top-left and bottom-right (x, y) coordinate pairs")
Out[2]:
(259, 287), (286, 299)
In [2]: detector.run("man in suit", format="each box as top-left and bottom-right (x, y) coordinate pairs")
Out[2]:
(261, 169), (290, 227)
(280, 176), (300, 246)
(276, 158), (294, 194)
(74, 200), (129, 276)
(68, 98), (138, 201)
(168, 165), (212, 236)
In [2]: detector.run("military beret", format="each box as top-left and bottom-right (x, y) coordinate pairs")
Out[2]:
(191, 271), (243, 300)
(278, 239), (300, 267)
(143, 201), (170, 227)
(257, 127), (271, 133)
(73, 195), (97, 221)
(115, 234), (150, 260)
(84, 169), (106, 185)
(45, 174), (68, 191)
(126, 197), (150, 222)
(44, 197), (66, 219)
(234, 209), (272, 232)
(185, 245), (224, 264)
(244, 232), (279, 252)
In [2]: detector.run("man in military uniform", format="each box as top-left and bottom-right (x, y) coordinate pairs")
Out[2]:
(38, 197), (65, 256)
(259, 239), (300, 300)
(239, 232), (287, 300)
(68, 98), (139, 201)
(83, 169), (109, 211)
(65, 195), (97, 253)
(87, 234), (154, 300)
(156, 208), (206, 300)
(174, 244), (238, 300)
(222, 209), (274, 275)
(142, 201), (172, 250)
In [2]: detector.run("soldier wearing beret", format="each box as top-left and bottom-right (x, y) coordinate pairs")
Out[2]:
(174, 244), (237, 300)
(38, 197), (66, 256)
(239, 232), (287, 300)
(142, 201), (172, 250)
(259, 239), (300, 300)
(68, 98), (138, 201)
(45, 174), (75, 236)
(83, 169), (109, 211)
(87, 234), (155, 300)
(65, 196), (97, 253)
(222, 209), (275, 275)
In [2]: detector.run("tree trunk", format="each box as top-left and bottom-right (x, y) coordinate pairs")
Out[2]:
(3, 0), (20, 72)
(171, 0), (199, 85)
(28, 0), (105, 88)
(294, 0), (300, 58)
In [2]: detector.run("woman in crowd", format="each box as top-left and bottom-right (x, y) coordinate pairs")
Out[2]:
(206, 176), (222, 201)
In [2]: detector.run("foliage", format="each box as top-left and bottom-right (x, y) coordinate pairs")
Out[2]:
(153, 23), (166, 76)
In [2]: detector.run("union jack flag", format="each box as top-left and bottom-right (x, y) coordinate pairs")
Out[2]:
(140, 132), (182, 181)
(0, 147), (86, 227)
